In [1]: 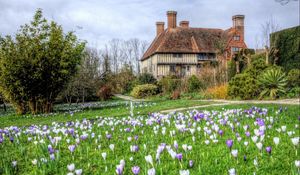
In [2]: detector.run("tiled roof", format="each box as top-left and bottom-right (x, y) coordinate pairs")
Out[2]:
(141, 27), (225, 60)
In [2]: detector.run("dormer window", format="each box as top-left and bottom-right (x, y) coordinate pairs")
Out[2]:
(233, 35), (240, 41)
(173, 53), (183, 58)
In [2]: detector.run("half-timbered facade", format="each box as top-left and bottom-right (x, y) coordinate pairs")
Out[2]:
(141, 11), (247, 78)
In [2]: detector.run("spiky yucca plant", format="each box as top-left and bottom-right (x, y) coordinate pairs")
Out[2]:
(258, 68), (287, 99)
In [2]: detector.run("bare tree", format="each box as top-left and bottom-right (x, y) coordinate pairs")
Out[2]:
(261, 17), (280, 65)
(109, 39), (123, 73)
(275, 0), (299, 5)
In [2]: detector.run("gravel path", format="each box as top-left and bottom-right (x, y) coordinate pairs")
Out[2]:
(160, 98), (299, 113)
(114, 94), (299, 113)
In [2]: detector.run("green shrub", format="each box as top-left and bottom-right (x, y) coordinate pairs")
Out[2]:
(158, 76), (181, 94)
(137, 73), (157, 85)
(187, 75), (202, 92)
(228, 73), (259, 100)
(286, 87), (300, 98)
(130, 84), (158, 98)
(258, 68), (287, 99)
(244, 56), (268, 77)
(287, 69), (300, 88)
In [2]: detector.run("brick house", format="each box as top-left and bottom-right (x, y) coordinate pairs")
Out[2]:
(140, 11), (247, 78)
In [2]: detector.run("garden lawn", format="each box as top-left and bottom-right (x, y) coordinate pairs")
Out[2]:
(0, 102), (299, 175)
(0, 99), (212, 128)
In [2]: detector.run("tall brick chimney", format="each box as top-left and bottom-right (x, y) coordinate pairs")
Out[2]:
(167, 11), (177, 29)
(232, 15), (245, 39)
(156, 22), (165, 36)
(180, 21), (189, 28)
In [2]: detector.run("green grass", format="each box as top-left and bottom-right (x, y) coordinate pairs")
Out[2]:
(0, 99), (212, 128)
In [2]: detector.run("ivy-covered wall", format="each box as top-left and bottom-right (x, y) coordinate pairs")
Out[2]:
(270, 26), (300, 71)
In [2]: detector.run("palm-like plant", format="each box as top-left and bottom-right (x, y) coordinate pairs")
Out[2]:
(258, 68), (287, 99)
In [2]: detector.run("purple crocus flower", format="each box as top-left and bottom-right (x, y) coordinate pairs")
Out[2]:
(256, 118), (265, 126)
(266, 146), (272, 154)
(10, 136), (14, 143)
(174, 142), (178, 150)
(245, 131), (251, 137)
(116, 165), (124, 175)
(218, 130), (224, 136)
(131, 166), (140, 175)
(50, 154), (55, 160)
(0, 138), (3, 144)
(68, 145), (76, 153)
(176, 153), (183, 161)
(226, 139), (233, 149)
(259, 130), (265, 136)
(189, 160), (194, 167)
(134, 135), (139, 140)
(106, 134), (112, 140)
(80, 134), (88, 140)
(48, 147), (55, 154)
(244, 155), (247, 161)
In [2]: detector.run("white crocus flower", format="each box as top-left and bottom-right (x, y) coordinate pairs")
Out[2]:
(256, 142), (263, 150)
(291, 137), (299, 146)
(109, 144), (115, 151)
(145, 155), (154, 166)
(273, 137), (280, 146)
(295, 160), (300, 168)
(179, 169), (190, 175)
(148, 168), (156, 175)
(251, 136), (258, 143)
(182, 144), (188, 152)
(101, 152), (107, 160)
(228, 168), (236, 175)
(32, 159), (37, 165)
(67, 163), (75, 172)
(231, 150), (238, 158)
(75, 169), (82, 175)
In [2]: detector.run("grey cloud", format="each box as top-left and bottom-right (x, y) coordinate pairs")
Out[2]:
(0, 0), (298, 49)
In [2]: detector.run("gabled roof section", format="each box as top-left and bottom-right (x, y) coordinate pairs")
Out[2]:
(141, 27), (224, 61)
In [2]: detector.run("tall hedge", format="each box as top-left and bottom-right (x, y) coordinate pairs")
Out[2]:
(270, 26), (300, 71)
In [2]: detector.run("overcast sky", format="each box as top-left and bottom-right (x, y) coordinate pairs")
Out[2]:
(0, 0), (299, 49)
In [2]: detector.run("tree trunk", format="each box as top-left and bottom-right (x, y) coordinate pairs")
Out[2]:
(29, 99), (37, 115)
(235, 61), (240, 74)
(265, 46), (269, 65)
(213, 68), (216, 87)
(3, 103), (6, 112)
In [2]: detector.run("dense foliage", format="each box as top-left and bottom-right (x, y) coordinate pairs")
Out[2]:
(0, 9), (85, 114)
(228, 73), (259, 100)
(270, 26), (300, 71)
(130, 84), (158, 98)
(137, 73), (157, 85)
(187, 75), (203, 92)
(158, 76), (181, 94)
(287, 69), (300, 88)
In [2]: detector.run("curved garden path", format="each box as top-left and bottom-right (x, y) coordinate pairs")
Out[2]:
(160, 98), (299, 113)
(114, 94), (299, 113)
